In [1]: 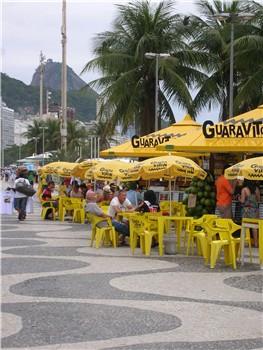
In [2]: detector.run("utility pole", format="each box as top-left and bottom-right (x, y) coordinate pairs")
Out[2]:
(39, 51), (45, 118)
(46, 90), (52, 114)
(214, 12), (254, 118)
(32, 137), (39, 155)
(40, 127), (48, 165)
(145, 52), (171, 131)
(61, 0), (67, 151)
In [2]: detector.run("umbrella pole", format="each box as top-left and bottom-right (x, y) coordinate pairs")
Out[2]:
(169, 179), (172, 216)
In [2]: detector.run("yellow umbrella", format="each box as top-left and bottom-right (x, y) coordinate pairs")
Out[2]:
(39, 162), (76, 177)
(85, 160), (139, 182)
(157, 105), (263, 153)
(100, 114), (208, 158)
(129, 155), (207, 214)
(56, 163), (76, 177)
(225, 156), (263, 180)
(129, 155), (207, 180)
(39, 162), (63, 175)
(71, 159), (100, 179)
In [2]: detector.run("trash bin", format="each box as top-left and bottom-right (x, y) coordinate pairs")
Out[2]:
(163, 233), (177, 255)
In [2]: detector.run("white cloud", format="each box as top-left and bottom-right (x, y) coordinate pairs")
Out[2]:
(2, 0), (218, 121)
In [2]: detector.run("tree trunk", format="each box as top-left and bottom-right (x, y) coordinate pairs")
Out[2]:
(140, 102), (155, 136)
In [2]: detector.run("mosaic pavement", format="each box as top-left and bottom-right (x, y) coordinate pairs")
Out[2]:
(1, 205), (263, 350)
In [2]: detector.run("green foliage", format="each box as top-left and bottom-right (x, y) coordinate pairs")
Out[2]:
(189, 0), (263, 119)
(82, 0), (205, 135)
(5, 119), (90, 165)
(1, 73), (97, 121)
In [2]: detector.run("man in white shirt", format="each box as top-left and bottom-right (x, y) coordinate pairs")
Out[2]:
(108, 190), (134, 238)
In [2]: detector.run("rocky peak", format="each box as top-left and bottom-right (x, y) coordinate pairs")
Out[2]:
(30, 59), (87, 91)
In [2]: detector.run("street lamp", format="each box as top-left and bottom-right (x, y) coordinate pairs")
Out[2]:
(145, 52), (171, 131)
(40, 127), (48, 165)
(214, 12), (254, 118)
(32, 137), (39, 155)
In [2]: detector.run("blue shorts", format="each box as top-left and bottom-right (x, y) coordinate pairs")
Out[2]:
(14, 197), (28, 213)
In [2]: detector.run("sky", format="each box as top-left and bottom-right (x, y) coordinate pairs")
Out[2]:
(2, 0), (218, 123)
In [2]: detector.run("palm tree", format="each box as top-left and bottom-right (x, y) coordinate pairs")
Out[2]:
(233, 1), (263, 112)
(82, 0), (205, 135)
(67, 120), (88, 150)
(23, 119), (44, 141)
(44, 119), (60, 151)
(189, 0), (263, 120)
(90, 118), (116, 151)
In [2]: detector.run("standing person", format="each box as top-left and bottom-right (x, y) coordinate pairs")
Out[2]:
(215, 165), (236, 218)
(126, 183), (143, 207)
(239, 180), (260, 247)
(28, 171), (35, 186)
(14, 171), (30, 221)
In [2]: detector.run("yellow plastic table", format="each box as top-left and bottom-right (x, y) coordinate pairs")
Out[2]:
(240, 218), (263, 269)
(116, 211), (137, 221)
(155, 216), (193, 256)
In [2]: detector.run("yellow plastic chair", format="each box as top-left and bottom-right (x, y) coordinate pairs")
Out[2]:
(90, 214), (117, 248)
(72, 200), (85, 224)
(129, 213), (159, 256)
(41, 200), (57, 220)
(186, 214), (218, 256)
(59, 198), (84, 223)
(199, 218), (241, 269)
(159, 201), (171, 214)
(208, 219), (239, 269)
(217, 219), (252, 263)
(100, 205), (109, 214)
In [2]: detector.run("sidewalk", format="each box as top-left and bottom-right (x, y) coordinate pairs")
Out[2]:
(1, 204), (263, 350)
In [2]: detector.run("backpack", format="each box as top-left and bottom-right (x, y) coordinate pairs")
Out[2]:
(15, 179), (36, 197)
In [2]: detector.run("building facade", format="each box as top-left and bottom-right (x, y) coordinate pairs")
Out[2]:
(1, 101), (15, 149)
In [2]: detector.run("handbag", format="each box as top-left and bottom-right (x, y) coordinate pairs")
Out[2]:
(15, 179), (36, 197)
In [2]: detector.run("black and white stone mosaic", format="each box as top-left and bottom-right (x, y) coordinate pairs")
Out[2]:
(1, 206), (263, 350)
(1, 239), (47, 247)
(105, 339), (263, 350)
(223, 274), (263, 293)
(2, 257), (89, 275)
(2, 302), (180, 348)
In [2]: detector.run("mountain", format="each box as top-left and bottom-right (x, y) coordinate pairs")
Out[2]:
(31, 59), (87, 91)
(1, 73), (98, 122)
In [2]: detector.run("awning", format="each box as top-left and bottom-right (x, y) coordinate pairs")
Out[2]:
(157, 105), (263, 153)
(100, 115), (208, 158)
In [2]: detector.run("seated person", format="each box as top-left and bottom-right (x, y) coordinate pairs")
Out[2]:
(41, 181), (58, 219)
(80, 183), (88, 198)
(101, 185), (114, 204)
(59, 181), (68, 197)
(108, 190), (134, 239)
(86, 191), (111, 228)
(137, 190), (160, 213)
(70, 181), (84, 199)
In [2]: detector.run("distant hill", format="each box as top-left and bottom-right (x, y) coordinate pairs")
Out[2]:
(1, 73), (98, 122)
(31, 59), (87, 91)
